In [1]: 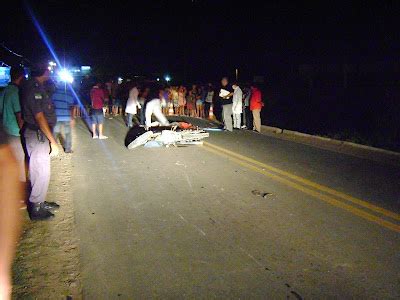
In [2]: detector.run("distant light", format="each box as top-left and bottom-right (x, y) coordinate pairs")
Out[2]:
(25, 74), (29, 79)
(81, 66), (91, 71)
(118, 77), (123, 84)
(164, 75), (171, 82)
(58, 69), (73, 83)
(49, 61), (56, 67)
(156, 78), (160, 82)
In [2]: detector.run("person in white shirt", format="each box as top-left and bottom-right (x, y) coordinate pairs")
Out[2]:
(145, 88), (170, 127)
(232, 83), (243, 129)
(125, 86), (141, 128)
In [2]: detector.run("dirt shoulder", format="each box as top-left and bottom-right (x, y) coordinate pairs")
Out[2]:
(12, 152), (82, 299)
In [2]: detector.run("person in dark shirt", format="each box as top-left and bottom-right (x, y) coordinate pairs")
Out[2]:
(218, 77), (234, 131)
(21, 64), (60, 221)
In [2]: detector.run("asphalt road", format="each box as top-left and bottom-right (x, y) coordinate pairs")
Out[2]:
(71, 117), (400, 299)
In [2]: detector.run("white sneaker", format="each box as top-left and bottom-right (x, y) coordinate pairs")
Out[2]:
(99, 135), (108, 140)
(93, 135), (99, 139)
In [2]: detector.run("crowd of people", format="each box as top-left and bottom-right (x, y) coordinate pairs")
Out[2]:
(0, 64), (264, 298)
(80, 76), (264, 134)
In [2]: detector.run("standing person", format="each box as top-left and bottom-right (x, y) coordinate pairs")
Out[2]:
(112, 81), (122, 116)
(104, 80), (112, 117)
(52, 81), (75, 153)
(250, 84), (264, 133)
(125, 86), (141, 128)
(171, 86), (179, 115)
(0, 66), (26, 186)
(204, 83), (214, 118)
(138, 87), (149, 125)
(232, 82), (243, 129)
(90, 82), (108, 139)
(177, 86), (186, 116)
(160, 87), (169, 115)
(242, 85), (252, 129)
(218, 77), (234, 131)
(145, 88), (169, 127)
(0, 124), (22, 300)
(196, 85), (205, 118)
(21, 64), (60, 220)
(186, 86), (197, 117)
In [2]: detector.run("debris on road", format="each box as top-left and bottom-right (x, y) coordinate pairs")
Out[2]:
(125, 123), (210, 149)
(251, 189), (274, 198)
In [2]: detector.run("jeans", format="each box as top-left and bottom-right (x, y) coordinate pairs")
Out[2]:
(222, 104), (233, 132)
(126, 113), (139, 127)
(53, 121), (72, 151)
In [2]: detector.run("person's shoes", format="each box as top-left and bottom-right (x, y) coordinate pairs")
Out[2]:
(29, 202), (55, 221)
(65, 149), (73, 154)
(43, 201), (60, 211)
(93, 135), (99, 139)
(99, 135), (108, 139)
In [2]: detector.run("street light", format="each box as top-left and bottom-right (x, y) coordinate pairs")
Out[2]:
(58, 69), (73, 83)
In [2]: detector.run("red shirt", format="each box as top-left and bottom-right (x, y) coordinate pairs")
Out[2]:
(250, 88), (263, 111)
(90, 86), (105, 109)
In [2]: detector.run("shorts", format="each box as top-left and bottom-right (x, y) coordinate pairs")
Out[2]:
(196, 100), (204, 106)
(91, 109), (104, 124)
(113, 99), (121, 107)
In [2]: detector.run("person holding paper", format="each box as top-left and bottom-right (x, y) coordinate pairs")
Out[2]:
(218, 77), (234, 131)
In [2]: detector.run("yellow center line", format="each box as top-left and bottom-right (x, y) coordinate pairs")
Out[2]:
(204, 142), (400, 222)
(203, 144), (400, 233)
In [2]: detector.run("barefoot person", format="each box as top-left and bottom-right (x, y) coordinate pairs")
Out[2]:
(90, 82), (108, 139)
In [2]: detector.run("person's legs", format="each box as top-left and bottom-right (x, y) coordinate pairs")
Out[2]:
(145, 105), (153, 127)
(246, 106), (252, 129)
(223, 104), (233, 132)
(252, 109), (261, 132)
(233, 113), (241, 128)
(139, 108), (145, 125)
(97, 113), (107, 139)
(127, 113), (133, 127)
(204, 102), (210, 118)
(63, 121), (72, 152)
(91, 113), (98, 138)
(24, 129), (51, 204)
(53, 122), (61, 144)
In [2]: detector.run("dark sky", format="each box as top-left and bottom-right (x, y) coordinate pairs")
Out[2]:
(2, 0), (400, 81)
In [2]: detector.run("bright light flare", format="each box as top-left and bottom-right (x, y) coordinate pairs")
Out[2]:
(58, 69), (74, 83)
(164, 75), (171, 82)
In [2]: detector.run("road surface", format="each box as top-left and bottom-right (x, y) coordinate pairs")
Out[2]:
(70, 117), (400, 299)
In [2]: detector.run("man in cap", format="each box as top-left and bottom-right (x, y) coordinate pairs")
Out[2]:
(21, 63), (60, 220)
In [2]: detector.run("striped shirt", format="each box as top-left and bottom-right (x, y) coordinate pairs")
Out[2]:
(52, 86), (74, 122)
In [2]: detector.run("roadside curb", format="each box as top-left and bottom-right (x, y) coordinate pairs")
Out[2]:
(261, 125), (400, 162)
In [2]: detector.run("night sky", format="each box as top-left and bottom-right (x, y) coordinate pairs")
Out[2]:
(2, 1), (400, 81)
